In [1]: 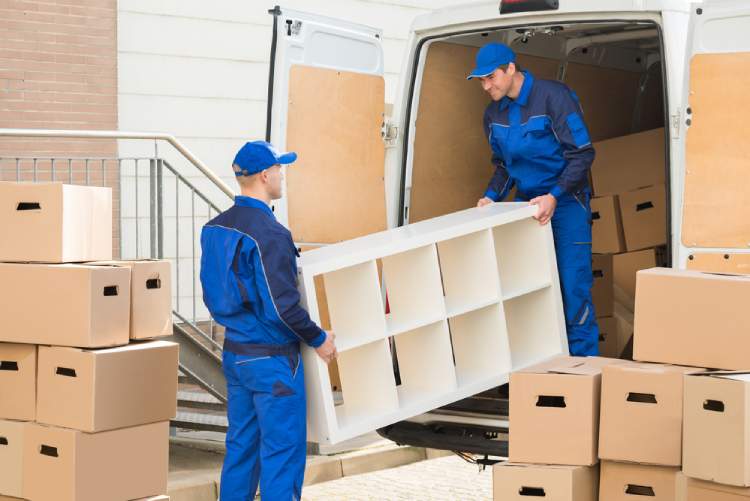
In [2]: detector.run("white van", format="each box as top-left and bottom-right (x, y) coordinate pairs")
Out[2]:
(268, 1), (750, 455)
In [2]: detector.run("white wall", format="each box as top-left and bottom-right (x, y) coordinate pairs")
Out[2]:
(116, 0), (475, 319)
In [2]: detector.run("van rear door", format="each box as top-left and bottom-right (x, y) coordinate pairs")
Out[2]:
(680, 1), (750, 271)
(267, 7), (387, 245)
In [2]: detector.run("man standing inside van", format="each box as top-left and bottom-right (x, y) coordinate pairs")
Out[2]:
(469, 42), (598, 356)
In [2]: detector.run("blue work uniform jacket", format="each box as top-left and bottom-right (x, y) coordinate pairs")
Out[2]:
(199, 196), (326, 348)
(483, 70), (595, 201)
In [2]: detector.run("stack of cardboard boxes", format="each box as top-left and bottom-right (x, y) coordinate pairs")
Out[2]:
(589, 128), (667, 357)
(635, 267), (750, 500)
(493, 265), (750, 500)
(0, 182), (177, 501)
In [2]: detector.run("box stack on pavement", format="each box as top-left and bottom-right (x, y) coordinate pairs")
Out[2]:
(0, 182), (177, 501)
(493, 356), (620, 500)
(627, 266), (750, 500)
(589, 128), (667, 357)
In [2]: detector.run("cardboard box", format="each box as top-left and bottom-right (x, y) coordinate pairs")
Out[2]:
(614, 248), (658, 302)
(599, 461), (680, 501)
(599, 362), (699, 466)
(0, 420), (25, 498)
(23, 421), (168, 501)
(686, 477), (750, 500)
(619, 185), (667, 252)
(613, 301), (634, 355)
(132, 497), (169, 501)
(591, 128), (665, 196)
(592, 254), (613, 318)
(36, 341), (178, 433)
(92, 260), (173, 340)
(0, 182), (112, 263)
(591, 195), (625, 254)
(0, 263), (130, 348)
(0, 344), (36, 421)
(492, 463), (598, 501)
(509, 356), (621, 465)
(683, 372), (750, 486)
(634, 268), (750, 369)
(598, 317), (619, 358)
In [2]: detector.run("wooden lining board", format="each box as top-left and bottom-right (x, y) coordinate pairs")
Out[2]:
(687, 253), (750, 275)
(564, 62), (642, 142)
(682, 53), (750, 248)
(286, 65), (386, 243)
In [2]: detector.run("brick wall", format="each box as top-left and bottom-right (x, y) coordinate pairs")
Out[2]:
(0, 0), (120, 254)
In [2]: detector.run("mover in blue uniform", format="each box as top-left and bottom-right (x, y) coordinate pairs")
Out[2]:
(468, 42), (599, 356)
(200, 141), (337, 500)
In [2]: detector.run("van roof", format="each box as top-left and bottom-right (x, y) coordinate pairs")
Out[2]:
(411, 0), (693, 34)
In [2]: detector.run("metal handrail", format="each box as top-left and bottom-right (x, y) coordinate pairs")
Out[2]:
(0, 128), (235, 200)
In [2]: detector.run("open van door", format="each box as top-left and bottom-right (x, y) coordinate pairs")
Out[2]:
(266, 7), (387, 244)
(681, 1), (750, 272)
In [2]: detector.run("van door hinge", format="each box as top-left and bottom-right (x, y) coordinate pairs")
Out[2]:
(670, 111), (681, 139)
(381, 121), (399, 144)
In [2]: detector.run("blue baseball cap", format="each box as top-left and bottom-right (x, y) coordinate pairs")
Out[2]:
(466, 42), (516, 80)
(232, 140), (297, 177)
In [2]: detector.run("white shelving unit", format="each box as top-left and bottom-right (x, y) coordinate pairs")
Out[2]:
(299, 203), (567, 444)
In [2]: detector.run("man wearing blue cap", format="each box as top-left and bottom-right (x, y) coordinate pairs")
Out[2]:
(200, 141), (337, 500)
(468, 42), (599, 356)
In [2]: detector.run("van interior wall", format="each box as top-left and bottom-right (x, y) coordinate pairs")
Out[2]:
(408, 39), (664, 222)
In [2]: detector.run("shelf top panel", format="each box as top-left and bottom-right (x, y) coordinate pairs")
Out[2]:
(299, 203), (538, 276)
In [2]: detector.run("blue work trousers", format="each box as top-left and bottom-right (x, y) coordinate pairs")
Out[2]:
(549, 192), (600, 356)
(220, 350), (307, 500)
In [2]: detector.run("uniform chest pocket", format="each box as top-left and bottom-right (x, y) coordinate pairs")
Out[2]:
(523, 116), (553, 137)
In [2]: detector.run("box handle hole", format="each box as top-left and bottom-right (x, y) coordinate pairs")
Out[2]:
(636, 201), (654, 211)
(40, 445), (58, 457)
(16, 202), (41, 211)
(591, 211), (601, 220)
(627, 392), (657, 404)
(536, 395), (566, 408)
(0, 436), (8, 446)
(625, 484), (655, 496)
(146, 278), (161, 289)
(103, 285), (119, 296)
(56, 367), (77, 378)
(0, 361), (19, 371)
(703, 399), (725, 412)
(519, 486), (546, 496)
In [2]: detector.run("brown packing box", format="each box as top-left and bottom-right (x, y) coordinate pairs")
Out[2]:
(599, 461), (680, 501)
(634, 268), (750, 369)
(36, 341), (178, 433)
(613, 301), (634, 355)
(613, 248), (658, 304)
(0, 263), (130, 348)
(0, 419), (25, 498)
(591, 128), (665, 196)
(683, 372), (750, 486)
(509, 355), (622, 465)
(598, 317), (619, 358)
(23, 421), (168, 501)
(686, 477), (750, 500)
(492, 463), (598, 501)
(599, 362), (700, 466)
(619, 185), (667, 252)
(591, 195), (625, 254)
(592, 254), (613, 318)
(91, 260), (173, 340)
(0, 182), (112, 263)
(0, 344), (36, 421)
(132, 497), (170, 501)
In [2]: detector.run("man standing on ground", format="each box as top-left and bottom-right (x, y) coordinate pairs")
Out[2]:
(200, 141), (337, 500)
(468, 42), (599, 356)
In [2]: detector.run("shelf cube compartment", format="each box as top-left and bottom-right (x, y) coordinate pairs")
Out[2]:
(437, 229), (502, 318)
(322, 260), (386, 350)
(492, 218), (552, 299)
(448, 303), (511, 387)
(334, 339), (399, 431)
(381, 244), (446, 335)
(504, 287), (567, 370)
(393, 320), (457, 406)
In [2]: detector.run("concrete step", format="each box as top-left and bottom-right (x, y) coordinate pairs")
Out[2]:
(178, 390), (225, 412)
(172, 411), (228, 433)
